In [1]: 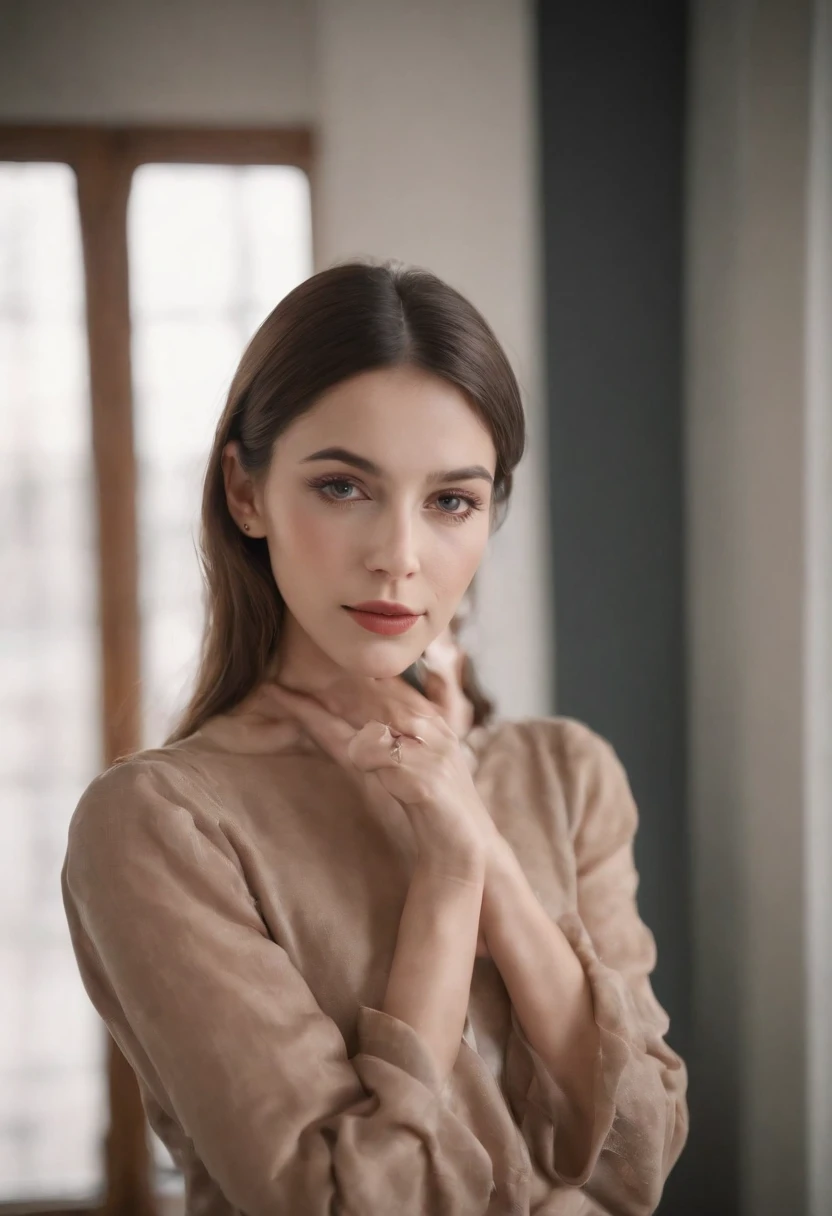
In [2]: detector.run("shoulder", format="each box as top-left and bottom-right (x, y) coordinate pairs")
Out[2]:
(62, 750), (265, 967)
(71, 745), (220, 819)
(483, 712), (616, 756)
(65, 746), (232, 879)
(476, 714), (626, 791)
(476, 715), (637, 840)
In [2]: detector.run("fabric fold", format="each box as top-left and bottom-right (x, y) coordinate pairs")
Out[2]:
(499, 719), (689, 1213)
(505, 911), (643, 1187)
(62, 757), (497, 1216)
(355, 1005), (444, 1095)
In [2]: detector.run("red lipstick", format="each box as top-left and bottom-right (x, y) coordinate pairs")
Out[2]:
(344, 601), (424, 636)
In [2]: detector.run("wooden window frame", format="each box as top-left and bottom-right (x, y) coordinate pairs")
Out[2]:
(0, 124), (315, 1216)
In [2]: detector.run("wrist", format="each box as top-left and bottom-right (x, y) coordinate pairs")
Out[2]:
(485, 834), (523, 886)
(482, 837), (531, 935)
(415, 843), (487, 889)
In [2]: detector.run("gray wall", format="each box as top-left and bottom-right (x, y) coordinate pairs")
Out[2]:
(686, 1), (831, 1213)
(536, 3), (693, 1211)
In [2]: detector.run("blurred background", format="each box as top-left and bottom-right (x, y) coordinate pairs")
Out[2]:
(0, 2), (829, 1215)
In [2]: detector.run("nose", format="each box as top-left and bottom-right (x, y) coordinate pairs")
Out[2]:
(363, 506), (421, 580)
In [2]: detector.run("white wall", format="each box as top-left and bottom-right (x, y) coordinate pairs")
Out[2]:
(0, 0), (548, 719)
(687, 0), (832, 1211)
(314, 0), (548, 717)
(0, 0), (316, 124)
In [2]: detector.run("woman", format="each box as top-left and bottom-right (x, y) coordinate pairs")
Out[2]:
(62, 261), (688, 1215)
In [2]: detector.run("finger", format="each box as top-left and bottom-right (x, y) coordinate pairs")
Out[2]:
(347, 721), (401, 772)
(421, 668), (454, 715)
(348, 676), (440, 727)
(349, 718), (447, 776)
(266, 685), (356, 763)
(382, 706), (449, 742)
(392, 679), (442, 716)
(276, 675), (436, 737)
(421, 633), (475, 735)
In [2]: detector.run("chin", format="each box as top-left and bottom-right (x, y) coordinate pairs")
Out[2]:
(342, 644), (423, 681)
(360, 656), (418, 680)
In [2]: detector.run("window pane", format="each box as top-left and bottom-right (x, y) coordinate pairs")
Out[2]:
(129, 164), (312, 754)
(128, 165), (312, 1187)
(0, 163), (105, 1200)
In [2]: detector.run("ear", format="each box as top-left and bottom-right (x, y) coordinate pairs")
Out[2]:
(221, 441), (267, 538)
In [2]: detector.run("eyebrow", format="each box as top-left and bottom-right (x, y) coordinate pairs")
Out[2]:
(300, 446), (495, 486)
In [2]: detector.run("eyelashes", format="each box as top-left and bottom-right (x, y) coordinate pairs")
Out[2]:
(305, 474), (486, 525)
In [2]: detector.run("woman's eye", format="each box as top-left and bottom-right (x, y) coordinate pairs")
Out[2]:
(310, 476), (481, 520)
(437, 495), (465, 512)
(437, 494), (481, 518)
(321, 480), (357, 499)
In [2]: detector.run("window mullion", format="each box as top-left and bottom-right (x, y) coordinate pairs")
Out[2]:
(75, 134), (156, 1216)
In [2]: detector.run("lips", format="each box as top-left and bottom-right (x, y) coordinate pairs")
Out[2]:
(348, 601), (420, 617)
(343, 604), (423, 636)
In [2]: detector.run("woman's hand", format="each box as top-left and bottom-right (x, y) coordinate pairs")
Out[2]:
(272, 647), (469, 742)
(266, 682), (499, 901)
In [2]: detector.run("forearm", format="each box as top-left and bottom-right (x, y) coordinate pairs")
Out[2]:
(483, 842), (600, 1160)
(383, 855), (485, 1085)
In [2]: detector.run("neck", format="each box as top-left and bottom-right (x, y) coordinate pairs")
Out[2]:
(242, 612), (477, 743)
(263, 610), (358, 695)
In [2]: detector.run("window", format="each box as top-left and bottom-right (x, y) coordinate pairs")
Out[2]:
(0, 127), (313, 1209)
(0, 161), (104, 1201)
(129, 163), (312, 744)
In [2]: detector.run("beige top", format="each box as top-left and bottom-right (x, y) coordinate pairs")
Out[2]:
(61, 678), (688, 1215)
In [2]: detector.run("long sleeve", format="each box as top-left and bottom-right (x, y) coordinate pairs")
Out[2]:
(61, 756), (495, 1216)
(502, 720), (689, 1214)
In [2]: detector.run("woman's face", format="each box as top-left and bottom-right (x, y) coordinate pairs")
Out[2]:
(225, 365), (497, 682)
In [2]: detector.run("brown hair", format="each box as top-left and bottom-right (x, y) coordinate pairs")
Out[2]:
(164, 260), (526, 745)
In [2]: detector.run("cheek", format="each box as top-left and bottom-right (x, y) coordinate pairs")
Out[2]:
(428, 526), (489, 593)
(277, 501), (349, 566)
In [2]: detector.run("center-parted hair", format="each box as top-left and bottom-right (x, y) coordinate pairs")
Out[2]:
(164, 260), (526, 746)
